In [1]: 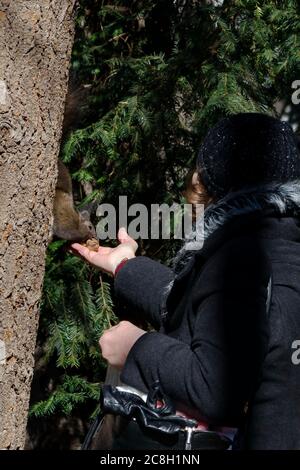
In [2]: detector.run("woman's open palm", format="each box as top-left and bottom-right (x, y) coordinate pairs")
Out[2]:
(71, 227), (138, 275)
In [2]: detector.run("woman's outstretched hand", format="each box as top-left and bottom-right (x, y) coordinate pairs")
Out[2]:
(71, 227), (138, 275)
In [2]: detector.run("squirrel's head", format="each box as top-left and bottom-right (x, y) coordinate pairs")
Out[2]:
(78, 210), (97, 241)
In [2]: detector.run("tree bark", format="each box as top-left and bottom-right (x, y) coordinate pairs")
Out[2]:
(0, 0), (76, 449)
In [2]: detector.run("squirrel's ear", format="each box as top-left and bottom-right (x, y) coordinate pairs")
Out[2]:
(78, 209), (90, 221)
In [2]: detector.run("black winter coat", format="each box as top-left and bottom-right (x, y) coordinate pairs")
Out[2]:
(114, 182), (300, 449)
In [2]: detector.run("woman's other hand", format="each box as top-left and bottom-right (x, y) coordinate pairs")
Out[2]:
(71, 227), (137, 275)
(99, 321), (146, 369)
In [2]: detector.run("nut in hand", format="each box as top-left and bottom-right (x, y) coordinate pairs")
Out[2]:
(82, 238), (99, 252)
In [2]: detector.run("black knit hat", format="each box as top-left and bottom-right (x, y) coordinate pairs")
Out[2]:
(197, 113), (300, 198)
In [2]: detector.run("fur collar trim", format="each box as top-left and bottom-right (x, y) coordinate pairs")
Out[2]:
(164, 180), (300, 298)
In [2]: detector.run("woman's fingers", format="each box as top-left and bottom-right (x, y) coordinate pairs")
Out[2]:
(99, 321), (146, 369)
(71, 243), (99, 263)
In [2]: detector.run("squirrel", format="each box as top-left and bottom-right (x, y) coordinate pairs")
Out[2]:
(52, 160), (96, 242)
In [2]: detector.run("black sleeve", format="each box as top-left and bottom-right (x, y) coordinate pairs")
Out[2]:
(120, 240), (270, 425)
(114, 256), (174, 329)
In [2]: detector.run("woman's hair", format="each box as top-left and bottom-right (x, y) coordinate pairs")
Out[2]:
(184, 169), (214, 211)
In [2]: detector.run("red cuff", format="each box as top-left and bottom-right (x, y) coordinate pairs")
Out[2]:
(114, 258), (129, 277)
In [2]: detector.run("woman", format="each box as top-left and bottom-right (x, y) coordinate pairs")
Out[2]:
(72, 113), (300, 449)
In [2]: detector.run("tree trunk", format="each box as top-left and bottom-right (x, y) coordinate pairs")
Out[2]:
(0, 0), (76, 449)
